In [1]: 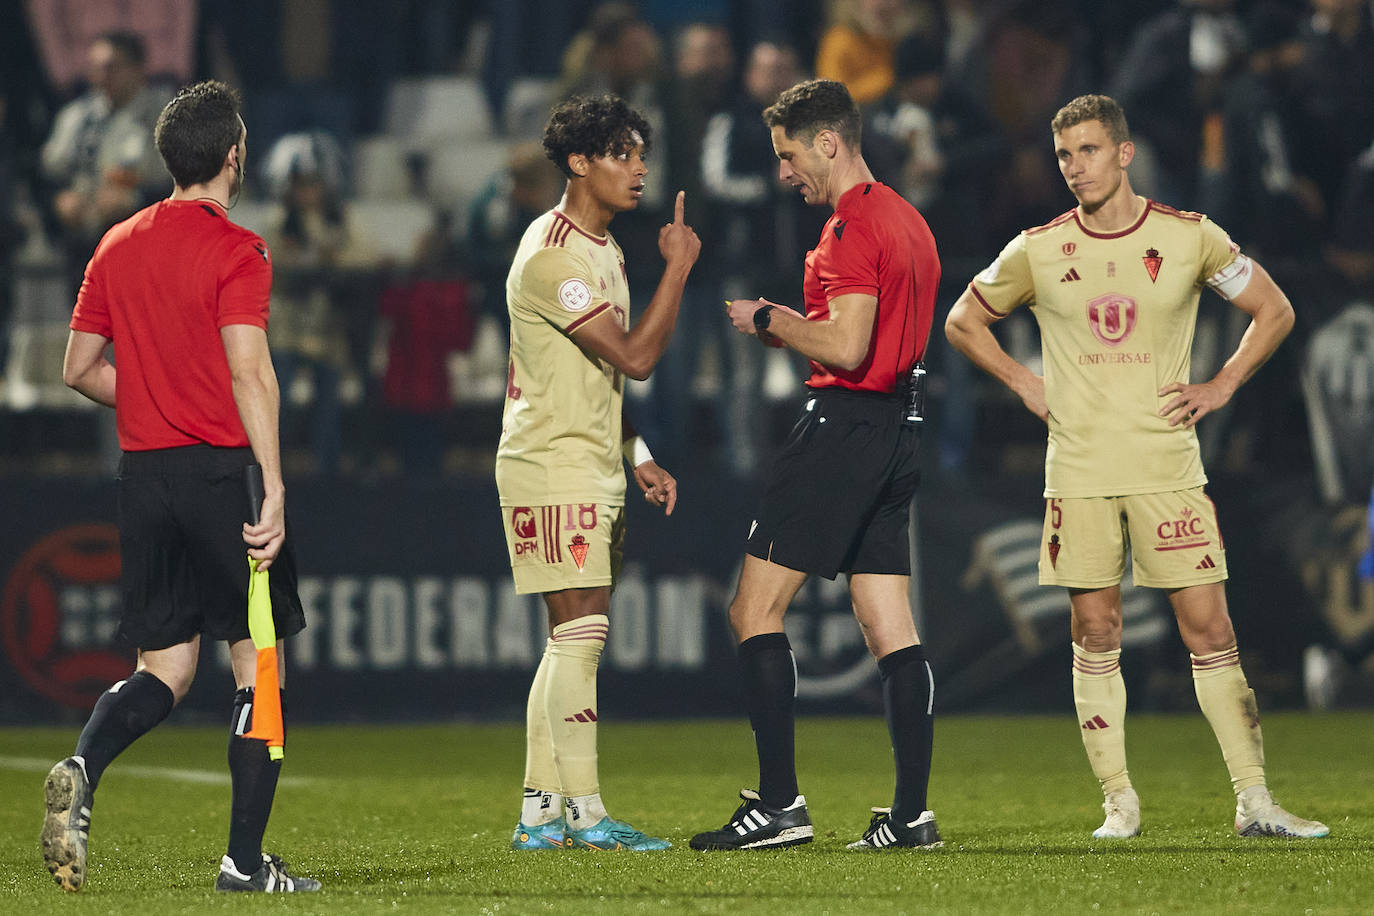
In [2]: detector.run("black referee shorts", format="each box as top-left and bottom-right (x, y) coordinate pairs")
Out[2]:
(116, 444), (306, 651)
(746, 387), (921, 580)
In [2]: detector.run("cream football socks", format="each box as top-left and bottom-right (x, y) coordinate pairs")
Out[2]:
(1191, 646), (1266, 793)
(521, 650), (562, 826)
(545, 614), (609, 826)
(1071, 642), (1132, 793)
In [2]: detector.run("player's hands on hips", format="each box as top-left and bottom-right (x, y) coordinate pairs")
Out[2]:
(243, 490), (286, 569)
(1015, 373), (1049, 423)
(658, 191), (701, 269)
(632, 460), (677, 516)
(1159, 379), (1233, 428)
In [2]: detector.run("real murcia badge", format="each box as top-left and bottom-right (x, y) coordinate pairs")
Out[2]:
(568, 534), (589, 571)
(1142, 248), (1163, 283)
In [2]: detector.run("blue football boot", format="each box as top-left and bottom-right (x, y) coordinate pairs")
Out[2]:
(567, 816), (671, 851)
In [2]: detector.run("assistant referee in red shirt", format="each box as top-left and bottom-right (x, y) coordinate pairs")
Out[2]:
(43, 81), (318, 894)
(692, 79), (943, 852)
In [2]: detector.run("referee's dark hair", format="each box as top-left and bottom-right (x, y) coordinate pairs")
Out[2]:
(763, 79), (862, 150)
(543, 94), (652, 179)
(155, 80), (244, 189)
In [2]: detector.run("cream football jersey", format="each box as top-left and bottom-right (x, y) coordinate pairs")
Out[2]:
(970, 200), (1252, 498)
(497, 209), (631, 507)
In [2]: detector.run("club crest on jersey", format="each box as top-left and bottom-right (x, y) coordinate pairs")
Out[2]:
(1142, 248), (1163, 283)
(1062, 242), (1076, 256)
(557, 278), (592, 312)
(1048, 533), (1061, 569)
(568, 534), (590, 570)
(1086, 293), (1138, 348)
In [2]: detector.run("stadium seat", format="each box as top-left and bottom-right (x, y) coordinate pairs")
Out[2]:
(425, 137), (512, 215)
(344, 200), (437, 266)
(383, 76), (493, 145)
(353, 135), (411, 200)
(503, 77), (557, 138)
(223, 200), (283, 238)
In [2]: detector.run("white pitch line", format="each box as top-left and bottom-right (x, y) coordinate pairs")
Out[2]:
(0, 755), (312, 786)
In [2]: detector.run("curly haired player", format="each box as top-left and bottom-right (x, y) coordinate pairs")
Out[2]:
(497, 95), (700, 851)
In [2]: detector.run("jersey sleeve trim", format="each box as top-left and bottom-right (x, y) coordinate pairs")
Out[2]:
(566, 301), (613, 334)
(969, 283), (1008, 318)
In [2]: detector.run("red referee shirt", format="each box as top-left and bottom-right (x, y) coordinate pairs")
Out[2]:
(802, 181), (939, 393)
(70, 198), (272, 450)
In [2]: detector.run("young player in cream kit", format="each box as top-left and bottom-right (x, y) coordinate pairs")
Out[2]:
(497, 95), (700, 851)
(946, 94), (1327, 840)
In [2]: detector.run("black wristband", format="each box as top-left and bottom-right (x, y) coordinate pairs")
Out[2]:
(753, 304), (775, 334)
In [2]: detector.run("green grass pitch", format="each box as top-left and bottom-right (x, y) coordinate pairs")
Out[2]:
(2, 712), (1371, 914)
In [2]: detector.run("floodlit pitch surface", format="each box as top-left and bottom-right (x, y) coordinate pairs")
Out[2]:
(2, 713), (1371, 914)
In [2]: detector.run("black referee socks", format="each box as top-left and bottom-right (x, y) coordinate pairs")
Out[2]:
(75, 669), (175, 792)
(878, 644), (935, 821)
(227, 687), (284, 876)
(738, 632), (799, 808)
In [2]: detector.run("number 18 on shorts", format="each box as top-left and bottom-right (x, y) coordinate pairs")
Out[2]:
(502, 504), (624, 595)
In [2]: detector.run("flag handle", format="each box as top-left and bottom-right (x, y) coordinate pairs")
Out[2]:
(246, 463), (264, 524)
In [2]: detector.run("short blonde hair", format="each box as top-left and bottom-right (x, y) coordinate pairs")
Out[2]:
(1051, 94), (1130, 145)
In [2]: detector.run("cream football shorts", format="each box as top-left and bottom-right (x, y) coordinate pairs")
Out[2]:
(1038, 487), (1228, 589)
(501, 503), (624, 595)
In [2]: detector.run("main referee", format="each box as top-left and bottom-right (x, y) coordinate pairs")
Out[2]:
(43, 81), (319, 893)
(691, 80), (943, 852)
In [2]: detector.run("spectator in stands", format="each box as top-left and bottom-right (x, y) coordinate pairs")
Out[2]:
(39, 31), (169, 294)
(1212, 1), (1322, 258)
(1283, 0), (1374, 232)
(701, 39), (824, 472)
(946, 1), (1093, 244)
(639, 21), (739, 468)
(815, 0), (930, 106)
(868, 32), (1006, 256)
(26, 1), (195, 92)
(260, 131), (352, 476)
(0, 92), (28, 379)
(1327, 139), (1374, 297)
(1109, 0), (1250, 211)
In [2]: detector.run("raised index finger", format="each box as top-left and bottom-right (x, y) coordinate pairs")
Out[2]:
(674, 190), (685, 224)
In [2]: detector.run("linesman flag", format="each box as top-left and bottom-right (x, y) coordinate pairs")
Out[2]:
(244, 465), (284, 760)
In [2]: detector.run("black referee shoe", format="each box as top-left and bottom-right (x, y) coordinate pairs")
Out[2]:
(846, 807), (943, 850)
(689, 789), (814, 850)
(215, 853), (322, 892)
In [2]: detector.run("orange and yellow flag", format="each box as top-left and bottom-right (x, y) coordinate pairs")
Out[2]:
(244, 557), (284, 760)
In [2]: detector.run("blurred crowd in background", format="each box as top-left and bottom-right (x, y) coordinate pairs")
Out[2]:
(1, 0), (1373, 496)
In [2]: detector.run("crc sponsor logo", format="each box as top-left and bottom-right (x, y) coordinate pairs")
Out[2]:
(0, 524), (132, 709)
(1086, 293), (1137, 348)
(1153, 506), (1210, 551)
(511, 507), (538, 556)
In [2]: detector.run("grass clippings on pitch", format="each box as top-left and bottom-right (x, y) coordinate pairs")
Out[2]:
(2, 712), (1371, 914)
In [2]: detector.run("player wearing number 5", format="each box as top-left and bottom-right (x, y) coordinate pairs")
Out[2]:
(497, 95), (700, 851)
(945, 94), (1326, 840)
(48, 81), (318, 893)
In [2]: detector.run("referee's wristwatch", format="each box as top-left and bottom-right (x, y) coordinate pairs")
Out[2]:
(752, 304), (775, 334)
